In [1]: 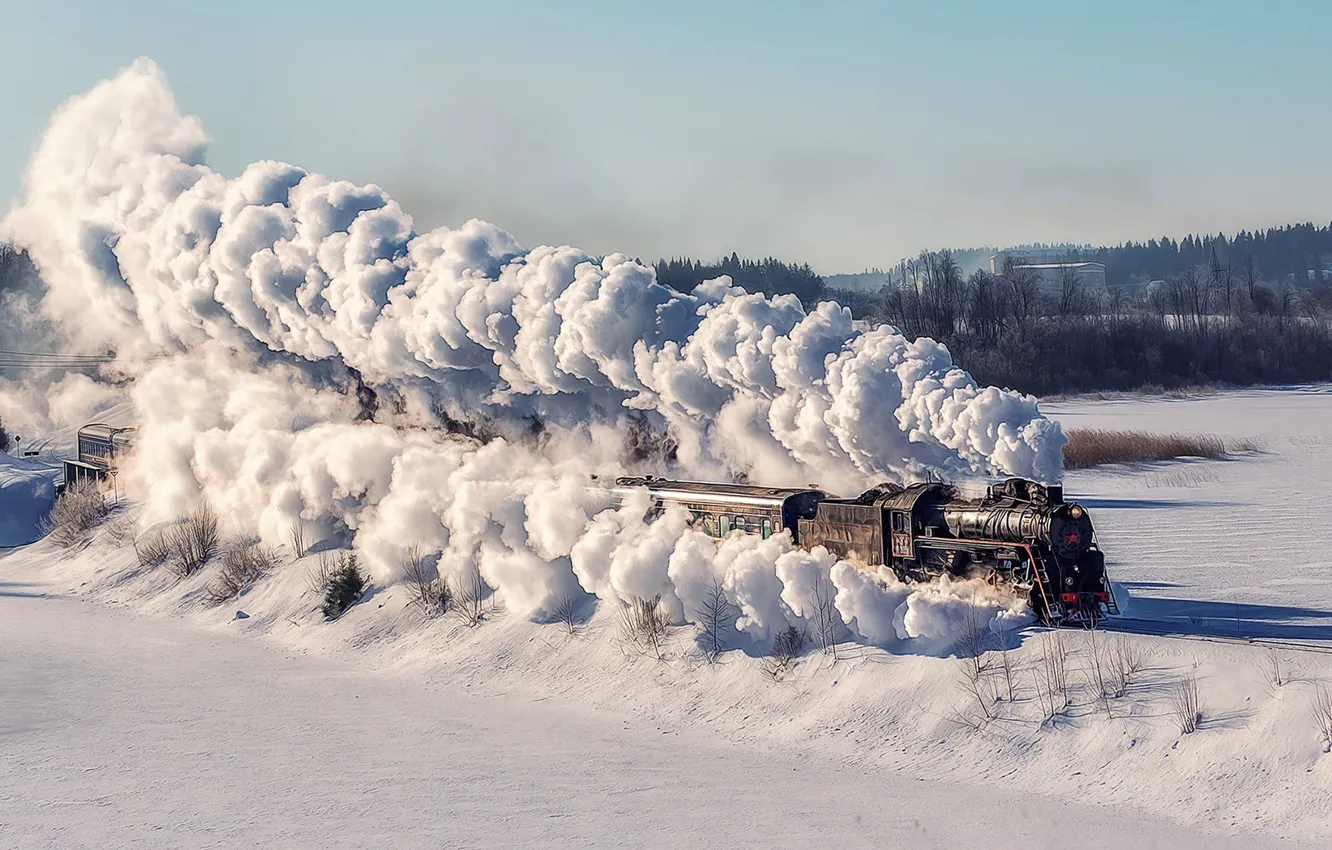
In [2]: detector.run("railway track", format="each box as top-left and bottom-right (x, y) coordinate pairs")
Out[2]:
(1096, 616), (1332, 656)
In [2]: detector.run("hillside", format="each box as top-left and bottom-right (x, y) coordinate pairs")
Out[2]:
(3, 387), (1331, 847)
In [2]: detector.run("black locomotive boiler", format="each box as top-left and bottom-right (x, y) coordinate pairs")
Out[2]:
(610, 475), (1117, 625)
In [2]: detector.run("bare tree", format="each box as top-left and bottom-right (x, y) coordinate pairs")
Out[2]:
(1002, 257), (1041, 331)
(808, 575), (840, 660)
(306, 551), (335, 595)
(454, 569), (490, 627)
(1033, 630), (1070, 723)
(1058, 265), (1086, 319)
(1085, 622), (1116, 718)
(994, 622), (1018, 703)
(286, 520), (310, 559)
(693, 578), (733, 662)
(1244, 253), (1257, 303)
(955, 604), (995, 719)
(550, 593), (583, 635)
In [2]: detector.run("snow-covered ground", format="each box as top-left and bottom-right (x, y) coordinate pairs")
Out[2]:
(1047, 385), (1332, 640)
(4, 387), (1332, 848)
(2, 592), (1254, 850)
(0, 454), (59, 547)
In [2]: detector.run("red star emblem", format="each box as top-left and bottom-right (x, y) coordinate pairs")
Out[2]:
(1063, 530), (1080, 546)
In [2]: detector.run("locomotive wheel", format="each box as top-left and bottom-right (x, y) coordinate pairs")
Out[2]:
(1029, 588), (1054, 626)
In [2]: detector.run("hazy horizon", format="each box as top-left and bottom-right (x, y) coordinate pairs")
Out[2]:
(5, 1), (1332, 273)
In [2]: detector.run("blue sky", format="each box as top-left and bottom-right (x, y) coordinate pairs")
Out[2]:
(4, 0), (1331, 271)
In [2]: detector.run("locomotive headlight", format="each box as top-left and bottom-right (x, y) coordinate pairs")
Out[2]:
(1070, 505), (1083, 519)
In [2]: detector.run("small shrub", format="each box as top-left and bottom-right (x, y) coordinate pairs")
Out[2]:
(105, 513), (134, 545)
(42, 479), (108, 547)
(1063, 428), (1258, 469)
(307, 552), (335, 595)
(1312, 684), (1332, 749)
(1033, 630), (1070, 722)
(401, 545), (452, 617)
(321, 552), (366, 620)
(1262, 649), (1289, 690)
(205, 538), (278, 605)
(956, 604), (995, 719)
(133, 529), (171, 568)
(166, 503), (220, 578)
(764, 625), (808, 680)
(453, 569), (491, 627)
(1170, 669), (1202, 735)
(1084, 623), (1120, 717)
(287, 521), (310, 559)
(619, 595), (671, 659)
(550, 593), (583, 635)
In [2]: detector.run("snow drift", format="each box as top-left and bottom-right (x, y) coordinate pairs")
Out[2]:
(0, 455), (58, 547)
(1, 59), (1062, 647)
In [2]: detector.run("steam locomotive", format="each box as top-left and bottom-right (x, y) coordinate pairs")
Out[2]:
(610, 475), (1117, 625)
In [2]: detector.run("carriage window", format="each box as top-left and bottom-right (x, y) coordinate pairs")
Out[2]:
(734, 516), (746, 533)
(700, 514), (717, 537)
(720, 515), (730, 536)
(762, 518), (772, 539)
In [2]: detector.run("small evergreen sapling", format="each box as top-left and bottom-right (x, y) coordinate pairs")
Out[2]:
(322, 552), (366, 620)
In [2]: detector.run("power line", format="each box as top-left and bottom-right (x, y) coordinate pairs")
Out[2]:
(0, 348), (174, 368)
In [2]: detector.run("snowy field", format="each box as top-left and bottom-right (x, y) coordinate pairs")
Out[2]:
(1047, 385), (1332, 640)
(3, 387), (1332, 848)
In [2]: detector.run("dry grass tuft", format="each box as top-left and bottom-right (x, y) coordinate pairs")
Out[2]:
(401, 545), (452, 617)
(42, 479), (108, 547)
(205, 538), (279, 604)
(619, 595), (672, 659)
(1063, 428), (1258, 469)
(165, 503), (221, 578)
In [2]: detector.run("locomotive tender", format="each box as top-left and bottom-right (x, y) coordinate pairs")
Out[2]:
(611, 475), (1117, 625)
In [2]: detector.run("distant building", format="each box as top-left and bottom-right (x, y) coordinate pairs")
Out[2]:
(989, 249), (1085, 273)
(989, 250), (1106, 289)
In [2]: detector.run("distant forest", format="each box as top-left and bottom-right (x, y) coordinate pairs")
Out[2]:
(935, 222), (1332, 289)
(661, 224), (1332, 395)
(653, 254), (826, 305)
(827, 249), (1332, 396)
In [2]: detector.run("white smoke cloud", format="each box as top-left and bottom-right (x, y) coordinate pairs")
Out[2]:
(2, 59), (1065, 649)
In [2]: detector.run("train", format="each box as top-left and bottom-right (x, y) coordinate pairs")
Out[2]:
(609, 475), (1117, 625)
(60, 424), (136, 493)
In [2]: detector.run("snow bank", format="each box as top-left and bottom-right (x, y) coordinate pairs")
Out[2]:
(0, 455), (57, 546)
(0, 59), (1067, 647)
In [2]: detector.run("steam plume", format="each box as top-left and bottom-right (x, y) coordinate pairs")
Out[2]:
(2, 60), (1061, 645)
